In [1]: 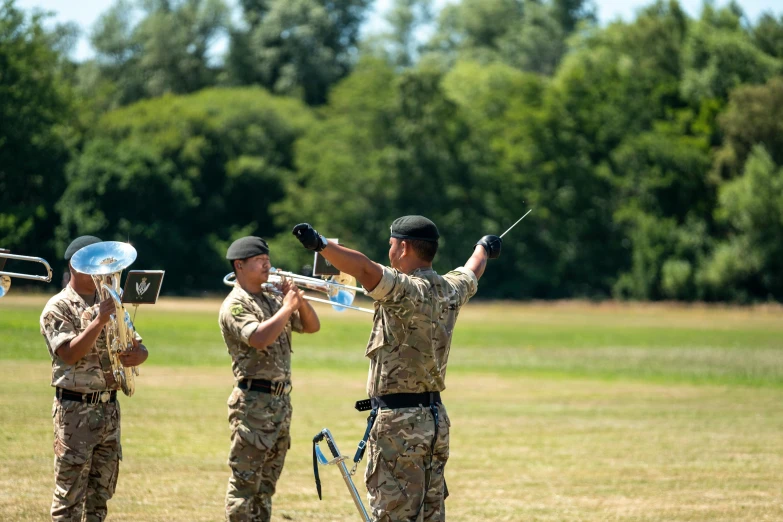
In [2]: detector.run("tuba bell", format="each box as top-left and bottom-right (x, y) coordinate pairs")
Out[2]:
(70, 241), (140, 396)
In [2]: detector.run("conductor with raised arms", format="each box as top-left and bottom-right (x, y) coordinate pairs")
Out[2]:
(293, 217), (501, 521)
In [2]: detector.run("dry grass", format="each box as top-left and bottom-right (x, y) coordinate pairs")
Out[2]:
(2, 296), (782, 520)
(1, 362), (782, 521)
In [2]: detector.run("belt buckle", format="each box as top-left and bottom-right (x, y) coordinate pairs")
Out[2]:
(86, 392), (101, 405)
(100, 391), (111, 403)
(271, 381), (287, 396)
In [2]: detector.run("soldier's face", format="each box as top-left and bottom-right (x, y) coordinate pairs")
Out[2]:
(238, 254), (272, 284)
(388, 238), (404, 269)
(68, 266), (96, 292)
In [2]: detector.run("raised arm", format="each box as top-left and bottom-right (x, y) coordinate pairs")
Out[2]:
(466, 235), (502, 281)
(292, 223), (384, 291)
(465, 246), (488, 280)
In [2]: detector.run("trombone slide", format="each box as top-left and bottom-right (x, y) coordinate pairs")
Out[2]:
(0, 251), (53, 298)
(0, 252), (53, 282)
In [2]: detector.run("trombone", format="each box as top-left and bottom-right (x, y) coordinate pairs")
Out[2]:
(0, 250), (53, 298)
(223, 267), (373, 314)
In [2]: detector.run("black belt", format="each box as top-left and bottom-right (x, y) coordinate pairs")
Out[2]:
(313, 392), (444, 505)
(237, 379), (292, 396)
(350, 391), (442, 475)
(355, 391), (442, 412)
(56, 387), (117, 405)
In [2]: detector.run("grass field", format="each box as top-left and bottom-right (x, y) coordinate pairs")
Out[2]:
(1, 295), (782, 521)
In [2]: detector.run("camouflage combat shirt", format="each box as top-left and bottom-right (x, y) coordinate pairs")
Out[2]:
(40, 285), (142, 393)
(219, 284), (304, 382)
(364, 266), (478, 397)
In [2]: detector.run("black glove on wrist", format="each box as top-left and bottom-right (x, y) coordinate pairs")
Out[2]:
(476, 235), (502, 259)
(292, 223), (327, 252)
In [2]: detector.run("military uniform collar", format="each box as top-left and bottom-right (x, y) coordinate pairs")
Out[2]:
(410, 267), (437, 278)
(232, 283), (251, 299)
(233, 282), (269, 301)
(63, 284), (92, 308)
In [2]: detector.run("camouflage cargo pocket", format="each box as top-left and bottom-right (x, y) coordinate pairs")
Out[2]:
(375, 430), (429, 500)
(233, 392), (280, 451)
(54, 404), (94, 464)
(53, 432), (90, 466)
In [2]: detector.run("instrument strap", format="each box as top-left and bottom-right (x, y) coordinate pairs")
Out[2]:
(351, 407), (378, 473)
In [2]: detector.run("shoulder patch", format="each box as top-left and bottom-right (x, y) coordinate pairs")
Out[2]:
(230, 304), (244, 317)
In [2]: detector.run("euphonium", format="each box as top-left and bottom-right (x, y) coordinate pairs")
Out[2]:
(70, 241), (140, 396)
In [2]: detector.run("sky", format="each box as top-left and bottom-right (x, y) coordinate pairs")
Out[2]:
(15, 0), (783, 62)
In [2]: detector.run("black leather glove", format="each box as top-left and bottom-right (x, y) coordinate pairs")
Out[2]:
(292, 223), (327, 252)
(476, 235), (502, 259)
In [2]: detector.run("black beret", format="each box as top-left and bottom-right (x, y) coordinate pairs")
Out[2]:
(226, 236), (270, 260)
(65, 236), (102, 261)
(390, 215), (439, 243)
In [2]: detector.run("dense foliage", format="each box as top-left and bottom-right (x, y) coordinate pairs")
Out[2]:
(2, 0), (783, 301)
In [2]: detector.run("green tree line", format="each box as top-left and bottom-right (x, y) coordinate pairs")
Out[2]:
(2, 0), (783, 301)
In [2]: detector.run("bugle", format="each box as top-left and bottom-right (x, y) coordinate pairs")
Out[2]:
(0, 250), (53, 298)
(223, 267), (373, 314)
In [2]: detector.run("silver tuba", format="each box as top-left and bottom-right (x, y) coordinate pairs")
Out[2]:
(0, 250), (53, 298)
(70, 241), (139, 396)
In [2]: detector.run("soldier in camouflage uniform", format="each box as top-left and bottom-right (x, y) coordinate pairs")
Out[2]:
(294, 217), (502, 522)
(39, 236), (149, 522)
(219, 236), (321, 522)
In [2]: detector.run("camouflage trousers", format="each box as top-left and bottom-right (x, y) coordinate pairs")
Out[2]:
(225, 387), (292, 522)
(50, 397), (121, 522)
(366, 404), (451, 522)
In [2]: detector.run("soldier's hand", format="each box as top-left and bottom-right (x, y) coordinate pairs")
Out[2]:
(283, 287), (305, 311)
(279, 276), (296, 296)
(476, 235), (502, 259)
(97, 298), (115, 325)
(292, 223), (327, 252)
(120, 339), (148, 366)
